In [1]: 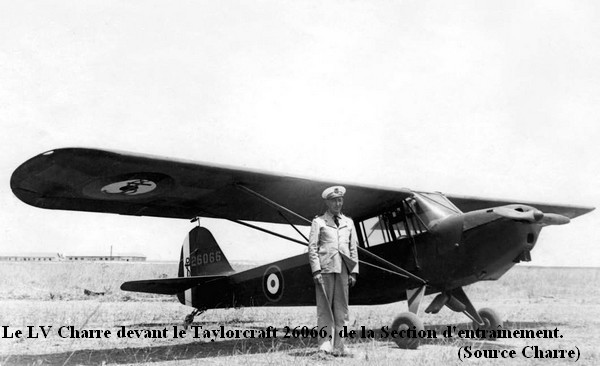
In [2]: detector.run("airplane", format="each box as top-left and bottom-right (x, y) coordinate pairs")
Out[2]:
(10, 147), (594, 349)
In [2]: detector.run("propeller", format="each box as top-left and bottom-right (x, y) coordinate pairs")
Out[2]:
(492, 205), (570, 226)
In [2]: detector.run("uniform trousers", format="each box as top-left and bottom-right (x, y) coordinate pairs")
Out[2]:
(316, 268), (349, 350)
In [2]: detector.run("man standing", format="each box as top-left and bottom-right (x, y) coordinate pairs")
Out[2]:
(308, 186), (359, 356)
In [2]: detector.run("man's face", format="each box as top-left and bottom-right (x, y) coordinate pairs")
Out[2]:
(325, 197), (344, 215)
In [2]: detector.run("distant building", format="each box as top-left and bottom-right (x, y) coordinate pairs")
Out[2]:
(64, 253), (146, 262)
(0, 253), (62, 261)
(0, 252), (146, 262)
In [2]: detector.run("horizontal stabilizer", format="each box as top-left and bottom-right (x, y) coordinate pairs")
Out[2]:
(121, 275), (228, 295)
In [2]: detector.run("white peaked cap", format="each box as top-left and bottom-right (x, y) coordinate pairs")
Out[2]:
(322, 186), (346, 200)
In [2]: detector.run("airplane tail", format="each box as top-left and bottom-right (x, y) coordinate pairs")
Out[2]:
(121, 227), (233, 307)
(178, 226), (234, 277)
(174, 226), (234, 306)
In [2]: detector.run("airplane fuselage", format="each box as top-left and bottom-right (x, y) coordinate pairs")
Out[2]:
(178, 207), (541, 309)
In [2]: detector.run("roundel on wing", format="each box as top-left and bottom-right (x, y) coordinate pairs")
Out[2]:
(262, 265), (284, 302)
(81, 172), (173, 200)
(101, 179), (157, 195)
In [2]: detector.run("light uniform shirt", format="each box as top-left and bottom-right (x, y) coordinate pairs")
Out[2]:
(308, 211), (359, 275)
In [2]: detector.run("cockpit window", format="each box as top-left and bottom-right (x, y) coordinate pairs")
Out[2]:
(358, 199), (428, 248)
(356, 192), (460, 248)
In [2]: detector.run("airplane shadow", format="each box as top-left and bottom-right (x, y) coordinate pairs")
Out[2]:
(3, 320), (564, 365)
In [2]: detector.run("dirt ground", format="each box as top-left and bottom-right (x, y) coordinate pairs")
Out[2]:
(0, 264), (599, 365)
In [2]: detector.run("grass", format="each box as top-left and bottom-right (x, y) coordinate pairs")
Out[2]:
(0, 261), (177, 302)
(0, 263), (599, 365)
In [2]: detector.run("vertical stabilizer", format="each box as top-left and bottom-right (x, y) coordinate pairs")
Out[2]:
(178, 227), (234, 277)
(177, 227), (234, 307)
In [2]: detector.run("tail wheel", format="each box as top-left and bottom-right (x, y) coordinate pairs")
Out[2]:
(390, 312), (424, 349)
(472, 307), (502, 339)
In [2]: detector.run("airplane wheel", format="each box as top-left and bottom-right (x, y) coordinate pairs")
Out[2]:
(472, 307), (502, 340)
(390, 312), (424, 350)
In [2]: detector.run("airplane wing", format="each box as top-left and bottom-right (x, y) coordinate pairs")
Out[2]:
(11, 148), (411, 225)
(446, 194), (594, 219)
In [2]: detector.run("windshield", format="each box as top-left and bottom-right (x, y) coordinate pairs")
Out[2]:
(409, 192), (460, 228)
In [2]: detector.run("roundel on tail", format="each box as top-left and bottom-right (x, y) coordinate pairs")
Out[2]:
(262, 265), (284, 302)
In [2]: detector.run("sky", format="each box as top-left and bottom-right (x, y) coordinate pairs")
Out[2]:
(0, 1), (598, 266)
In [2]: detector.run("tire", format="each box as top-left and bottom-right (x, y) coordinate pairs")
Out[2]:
(472, 307), (502, 340)
(390, 312), (424, 349)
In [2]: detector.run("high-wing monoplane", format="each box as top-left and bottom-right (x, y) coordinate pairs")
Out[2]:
(10, 148), (594, 348)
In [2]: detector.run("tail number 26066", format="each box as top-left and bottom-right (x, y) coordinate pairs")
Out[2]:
(188, 250), (222, 266)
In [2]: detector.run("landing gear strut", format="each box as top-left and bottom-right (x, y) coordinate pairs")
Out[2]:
(183, 308), (205, 329)
(426, 287), (504, 337)
(390, 286), (503, 349)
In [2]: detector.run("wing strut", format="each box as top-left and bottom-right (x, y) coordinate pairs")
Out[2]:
(235, 183), (311, 243)
(196, 208), (309, 246)
(235, 184), (311, 224)
(356, 246), (426, 285)
(278, 211), (309, 242)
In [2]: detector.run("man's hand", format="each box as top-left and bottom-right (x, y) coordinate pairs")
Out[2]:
(313, 273), (323, 285)
(348, 273), (357, 287)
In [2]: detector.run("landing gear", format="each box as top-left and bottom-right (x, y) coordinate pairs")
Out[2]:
(183, 308), (205, 329)
(392, 286), (503, 348)
(389, 286), (426, 349)
(425, 287), (503, 335)
(390, 312), (424, 349)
